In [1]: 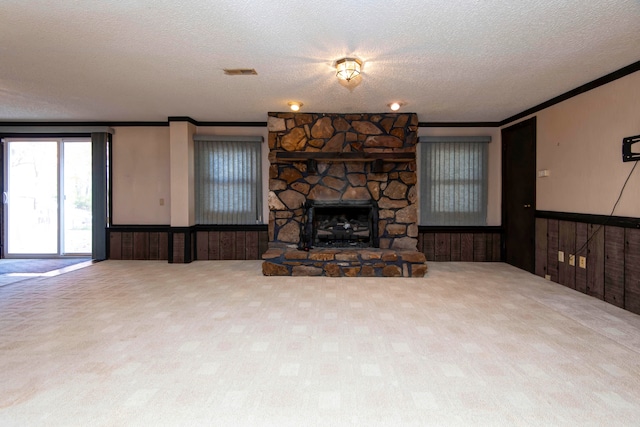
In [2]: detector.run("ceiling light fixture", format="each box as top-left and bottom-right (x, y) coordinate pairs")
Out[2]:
(335, 58), (362, 81)
(288, 101), (303, 111)
(223, 68), (258, 76)
(388, 102), (405, 111)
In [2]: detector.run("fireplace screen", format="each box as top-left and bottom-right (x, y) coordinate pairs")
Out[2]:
(300, 200), (378, 249)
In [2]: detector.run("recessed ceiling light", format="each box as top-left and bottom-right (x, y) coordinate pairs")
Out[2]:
(389, 102), (402, 111)
(288, 101), (303, 111)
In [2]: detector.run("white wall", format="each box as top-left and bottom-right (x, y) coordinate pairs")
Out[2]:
(111, 124), (499, 226)
(111, 126), (171, 224)
(111, 125), (268, 225)
(533, 71), (640, 217)
(110, 71), (640, 228)
(169, 121), (196, 226)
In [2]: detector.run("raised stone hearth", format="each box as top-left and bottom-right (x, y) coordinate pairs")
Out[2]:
(262, 248), (427, 277)
(263, 112), (427, 277)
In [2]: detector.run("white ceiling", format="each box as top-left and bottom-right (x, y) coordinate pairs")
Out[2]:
(1, 0), (639, 123)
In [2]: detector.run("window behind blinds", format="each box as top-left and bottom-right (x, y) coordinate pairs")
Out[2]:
(194, 135), (263, 224)
(419, 136), (490, 226)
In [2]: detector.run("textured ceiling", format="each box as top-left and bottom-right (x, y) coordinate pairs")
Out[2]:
(1, 0), (639, 123)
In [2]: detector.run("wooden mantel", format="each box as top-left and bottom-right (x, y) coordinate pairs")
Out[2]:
(271, 151), (415, 163)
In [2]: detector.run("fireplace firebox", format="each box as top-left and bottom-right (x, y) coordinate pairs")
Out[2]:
(300, 200), (378, 249)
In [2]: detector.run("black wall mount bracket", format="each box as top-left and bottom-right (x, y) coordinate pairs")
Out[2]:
(623, 134), (640, 162)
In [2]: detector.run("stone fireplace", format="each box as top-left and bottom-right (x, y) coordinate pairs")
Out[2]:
(262, 112), (427, 277)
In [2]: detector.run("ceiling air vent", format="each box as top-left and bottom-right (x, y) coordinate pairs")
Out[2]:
(223, 68), (258, 76)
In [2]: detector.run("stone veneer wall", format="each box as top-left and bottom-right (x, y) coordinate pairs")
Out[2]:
(266, 112), (419, 251)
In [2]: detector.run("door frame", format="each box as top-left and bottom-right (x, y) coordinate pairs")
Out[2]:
(3, 137), (92, 258)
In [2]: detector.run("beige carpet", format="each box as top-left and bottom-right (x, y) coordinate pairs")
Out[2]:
(1, 260), (639, 426)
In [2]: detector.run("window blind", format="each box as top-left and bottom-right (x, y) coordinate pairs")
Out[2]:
(194, 135), (263, 224)
(419, 136), (490, 226)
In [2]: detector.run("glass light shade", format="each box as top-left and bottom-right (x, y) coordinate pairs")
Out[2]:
(335, 58), (362, 81)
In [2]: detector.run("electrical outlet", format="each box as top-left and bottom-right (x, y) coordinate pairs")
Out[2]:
(568, 254), (575, 266)
(558, 251), (564, 263)
(579, 256), (586, 269)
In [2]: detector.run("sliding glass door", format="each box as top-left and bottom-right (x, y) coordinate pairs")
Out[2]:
(62, 141), (92, 254)
(4, 138), (92, 257)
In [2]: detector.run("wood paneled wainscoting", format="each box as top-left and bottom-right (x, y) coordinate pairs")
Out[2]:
(418, 227), (503, 262)
(108, 226), (169, 261)
(536, 211), (640, 315)
(107, 225), (268, 263)
(195, 225), (269, 261)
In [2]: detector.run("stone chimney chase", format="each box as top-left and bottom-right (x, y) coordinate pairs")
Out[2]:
(262, 112), (427, 277)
